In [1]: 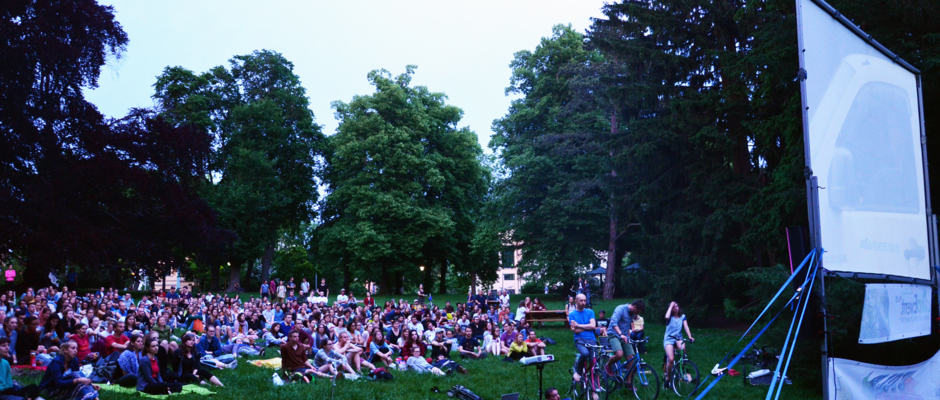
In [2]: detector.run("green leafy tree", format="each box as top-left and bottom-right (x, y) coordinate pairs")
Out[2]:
(491, 25), (611, 292)
(154, 50), (325, 290)
(316, 66), (492, 294)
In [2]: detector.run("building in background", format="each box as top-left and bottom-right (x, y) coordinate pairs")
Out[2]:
(493, 246), (526, 294)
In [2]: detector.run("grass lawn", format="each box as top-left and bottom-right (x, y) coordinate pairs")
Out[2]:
(19, 293), (824, 400)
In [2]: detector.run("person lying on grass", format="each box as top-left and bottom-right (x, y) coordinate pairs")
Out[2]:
(405, 345), (445, 376)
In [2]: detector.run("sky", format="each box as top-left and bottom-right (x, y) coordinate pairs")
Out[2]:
(86, 0), (609, 153)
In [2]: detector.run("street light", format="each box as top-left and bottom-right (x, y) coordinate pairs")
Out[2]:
(419, 265), (425, 272)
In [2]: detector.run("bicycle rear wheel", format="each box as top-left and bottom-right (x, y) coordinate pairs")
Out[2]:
(631, 362), (660, 400)
(672, 360), (700, 397)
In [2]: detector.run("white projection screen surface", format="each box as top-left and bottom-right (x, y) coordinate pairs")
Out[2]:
(800, 0), (930, 280)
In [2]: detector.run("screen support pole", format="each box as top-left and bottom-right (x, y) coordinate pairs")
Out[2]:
(795, 0), (830, 398)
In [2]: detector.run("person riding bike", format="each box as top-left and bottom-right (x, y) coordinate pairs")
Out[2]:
(663, 301), (694, 389)
(568, 294), (596, 382)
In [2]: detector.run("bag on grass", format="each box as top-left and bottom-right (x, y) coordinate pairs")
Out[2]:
(368, 367), (394, 381)
(88, 355), (119, 383)
(448, 385), (483, 400)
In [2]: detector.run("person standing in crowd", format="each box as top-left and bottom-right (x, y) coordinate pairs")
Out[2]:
(276, 281), (287, 304)
(317, 279), (329, 299)
(568, 294), (596, 382)
(259, 281), (269, 300)
(300, 278), (310, 296)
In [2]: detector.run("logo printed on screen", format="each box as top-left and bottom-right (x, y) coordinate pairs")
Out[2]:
(863, 371), (916, 394)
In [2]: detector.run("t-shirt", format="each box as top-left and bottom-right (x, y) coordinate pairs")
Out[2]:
(633, 316), (645, 332)
(317, 283), (329, 295)
(500, 331), (516, 346)
(458, 336), (479, 352)
(568, 308), (596, 343)
(610, 304), (636, 336)
(664, 315), (687, 342)
(104, 334), (129, 356)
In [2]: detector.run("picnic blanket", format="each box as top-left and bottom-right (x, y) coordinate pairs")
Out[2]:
(249, 357), (282, 369)
(99, 383), (216, 398)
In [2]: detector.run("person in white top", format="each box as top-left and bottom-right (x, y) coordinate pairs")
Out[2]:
(515, 300), (527, 322)
(498, 290), (510, 309)
(407, 315), (424, 336)
(335, 289), (349, 307)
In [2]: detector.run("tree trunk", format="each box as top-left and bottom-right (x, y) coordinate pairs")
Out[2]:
(439, 262), (448, 294)
(604, 216), (618, 299)
(226, 260), (241, 292)
(470, 272), (477, 298)
(210, 264), (220, 291)
(424, 264), (433, 294)
(603, 110), (619, 300)
(343, 263), (351, 293)
(260, 242), (275, 284)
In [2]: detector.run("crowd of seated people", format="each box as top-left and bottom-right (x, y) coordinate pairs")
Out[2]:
(0, 280), (554, 397)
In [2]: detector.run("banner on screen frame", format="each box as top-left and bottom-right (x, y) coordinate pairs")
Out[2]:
(830, 352), (940, 400)
(858, 283), (932, 344)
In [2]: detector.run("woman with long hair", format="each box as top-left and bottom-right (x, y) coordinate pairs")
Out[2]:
(137, 338), (184, 394)
(663, 301), (695, 389)
(172, 333), (223, 386)
(335, 331), (374, 374)
(483, 321), (501, 355)
(263, 322), (287, 347)
(402, 329), (427, 358)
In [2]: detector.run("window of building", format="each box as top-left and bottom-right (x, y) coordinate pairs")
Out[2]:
(501, 250), (515, 267)
(503, 274), (515, 281)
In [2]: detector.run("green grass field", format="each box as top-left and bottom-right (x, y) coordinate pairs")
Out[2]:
(19, 293), (824, 400)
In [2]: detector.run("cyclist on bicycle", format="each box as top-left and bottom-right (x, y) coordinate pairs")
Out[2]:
(605, 300), (645, 388)
(663, 301), (694, 389)
(568, 293), (596, 382)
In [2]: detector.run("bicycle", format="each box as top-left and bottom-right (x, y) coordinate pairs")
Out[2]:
(663, 336), (699, 396)
(603, 337), (660, 400)
(569, 343), (614, 400)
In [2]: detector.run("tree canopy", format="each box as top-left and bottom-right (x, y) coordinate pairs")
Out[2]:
(315, 67), (495, 294)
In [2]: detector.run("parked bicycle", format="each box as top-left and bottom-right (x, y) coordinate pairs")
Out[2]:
(663, 336), (699, 396)
(606, 338), (660, 400)
(570, 343), (614, 400)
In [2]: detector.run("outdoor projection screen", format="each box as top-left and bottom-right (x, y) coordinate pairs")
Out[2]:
(799, 0), (930, 280)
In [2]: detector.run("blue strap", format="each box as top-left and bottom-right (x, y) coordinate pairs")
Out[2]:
(770, 257), (819, 400)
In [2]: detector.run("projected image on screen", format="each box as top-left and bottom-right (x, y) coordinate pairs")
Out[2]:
(829, 82), (918, 214)
(801, 0), (929, 280)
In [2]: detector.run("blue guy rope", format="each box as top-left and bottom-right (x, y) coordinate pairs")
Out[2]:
(692, 250), (819, 400)
(690, 249), (817, 396)
(767, 254), (819, 400)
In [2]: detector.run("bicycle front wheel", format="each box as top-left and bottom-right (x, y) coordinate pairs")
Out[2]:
(672, 360), (700, 397)
(632, 362), (660, 400)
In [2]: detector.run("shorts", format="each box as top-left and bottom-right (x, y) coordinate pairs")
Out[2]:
(663, 337), (682, 348)
(608, 335), (635, 357)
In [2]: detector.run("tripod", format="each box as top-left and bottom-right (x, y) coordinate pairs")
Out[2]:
(522, 362), (550, 400)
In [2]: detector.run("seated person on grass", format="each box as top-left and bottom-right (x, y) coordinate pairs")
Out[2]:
(507, 333), (528, 361)
(367, 327), (393, 367)
(429, 329), (452, 360)
(282, 331), (332, 383)
(313, 338), (357, 378)
(115, 334), (143, 387)
(525, 331), (547, 356)
(335, 331), (374, 374)
(458, 327), (486, 359)
(172, 333), (224, 387)
(137, 338), (183, 395)
(38, 341), (100, 400)
(0, 337), (39, 399)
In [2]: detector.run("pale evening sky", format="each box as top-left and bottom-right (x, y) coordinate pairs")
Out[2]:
(86, 0), (608, 153)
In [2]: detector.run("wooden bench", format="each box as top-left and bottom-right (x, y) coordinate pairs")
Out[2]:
(526, 310), (569, 327)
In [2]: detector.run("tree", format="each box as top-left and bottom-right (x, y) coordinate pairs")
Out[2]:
(316, 66), (492, 294)
(154, 50), (325, 291)
(491, 25), (612, 292)
(0, 0), (224, 285)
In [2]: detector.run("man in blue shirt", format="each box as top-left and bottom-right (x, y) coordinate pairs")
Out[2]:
(605, 300), (645, 387)
(568, 294), (596, 382)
